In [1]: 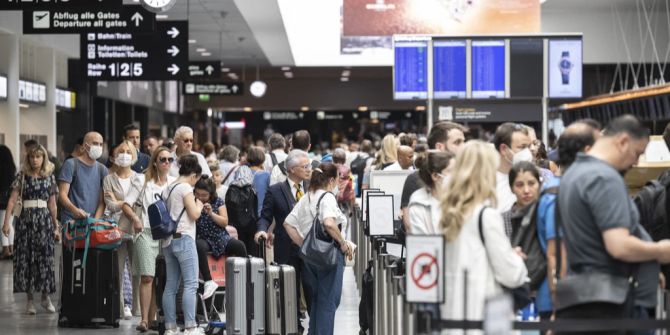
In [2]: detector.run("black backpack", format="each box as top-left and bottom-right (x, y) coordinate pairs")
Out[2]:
(633, 171), (670, 278)
(358, 261), (374, 334)
(225, 184), (258, 233)
(350, 155), (370, 193)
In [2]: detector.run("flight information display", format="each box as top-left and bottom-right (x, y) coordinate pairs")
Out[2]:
(433, 40), (467, 99)
(394, 39), (428, 100)
(471, 40), (506, 98)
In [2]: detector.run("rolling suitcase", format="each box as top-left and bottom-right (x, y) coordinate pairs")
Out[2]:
(225, 256), (266, 335)
(266, 263), (299, 335)
(59, 248), (120, 328)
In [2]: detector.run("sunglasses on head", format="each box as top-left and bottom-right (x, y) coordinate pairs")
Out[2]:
(158, 157), (175, 163)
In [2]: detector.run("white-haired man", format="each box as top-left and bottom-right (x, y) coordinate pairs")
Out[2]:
(169, 126), (212, 177)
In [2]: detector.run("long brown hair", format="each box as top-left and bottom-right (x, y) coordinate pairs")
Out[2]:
(145, 146), (171, 183)
(22, 144), (54, 177)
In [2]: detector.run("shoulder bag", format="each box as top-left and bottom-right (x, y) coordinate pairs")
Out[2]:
(12, 173), (24, 218)
(300, 192), (340, 269)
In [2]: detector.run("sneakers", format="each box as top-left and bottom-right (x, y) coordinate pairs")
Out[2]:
(123, 306), (133, 320)
(164, 328), (180, 335)
(183, 327), (206, 335)
(41, 297), (56, 313)
(26, 301), (36, 315)
(202, 280), (219, 300)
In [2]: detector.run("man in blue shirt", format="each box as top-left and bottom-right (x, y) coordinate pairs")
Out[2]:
(122, 124), (150, 173)
(535, 121), (600, 319)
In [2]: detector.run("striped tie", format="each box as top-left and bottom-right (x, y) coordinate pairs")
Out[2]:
(295, 183), (303, 201)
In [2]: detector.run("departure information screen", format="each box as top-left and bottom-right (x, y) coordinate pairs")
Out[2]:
(394, 39), (428, 100)
(471, 40), (505, 98)
(433, 40), (467, 99)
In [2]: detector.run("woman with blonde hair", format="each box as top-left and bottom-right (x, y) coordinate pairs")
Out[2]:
(122, 146), (176, 332)
(377, 134), (399, 170)
(439, 141), (527, 330)
(2, 144), (60, 315)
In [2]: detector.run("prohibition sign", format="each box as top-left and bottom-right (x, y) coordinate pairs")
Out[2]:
(411, 252), (439, 290)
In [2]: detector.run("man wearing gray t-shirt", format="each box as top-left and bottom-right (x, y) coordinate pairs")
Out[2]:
(557, 115), (670, 325)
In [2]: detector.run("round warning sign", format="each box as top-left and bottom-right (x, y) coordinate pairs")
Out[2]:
(406, 235), (444, 303)
(410, 253), (439, 290)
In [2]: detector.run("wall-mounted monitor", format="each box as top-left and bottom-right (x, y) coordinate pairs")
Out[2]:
(56, 88), (76, 109)
(510, 38), (543, 98)
(18, 79), (46, 105)
(433, 40), (467, 99)
(471, 40), (506, 99)
(549, 39), (583, 98)
(393, 37), (429, 100)
(0, 74), (7, 100)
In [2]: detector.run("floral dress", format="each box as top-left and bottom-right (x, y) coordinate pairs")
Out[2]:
(12, 174), (57, 294)
(196, 197), (231, 257)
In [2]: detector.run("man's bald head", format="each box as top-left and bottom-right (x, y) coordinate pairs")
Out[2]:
(397, 145), (415, 170)
(84, 131), (103, 144)
(556, 122), (597, 170)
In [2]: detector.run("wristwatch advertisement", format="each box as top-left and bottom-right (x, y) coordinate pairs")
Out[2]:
(549, 39), (582, 98)
(559, 51), (573, 85)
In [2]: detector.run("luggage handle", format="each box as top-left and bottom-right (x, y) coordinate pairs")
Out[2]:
(279, 265), (286, 335)
(246, 257), (254, 334)
(273, 278), (281, 319)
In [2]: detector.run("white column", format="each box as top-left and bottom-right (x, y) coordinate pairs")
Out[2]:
(0, 33), (20, 167)
(20, 44), (57, 155)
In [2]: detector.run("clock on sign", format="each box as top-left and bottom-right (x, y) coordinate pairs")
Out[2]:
(140, 0), (177, 13)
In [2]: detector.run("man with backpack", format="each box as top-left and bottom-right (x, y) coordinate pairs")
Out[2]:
(58, 131), (108, 222)
(264, 133), (287, 173)
(349, 139), (374, 197)
(270, 130), (319, 185)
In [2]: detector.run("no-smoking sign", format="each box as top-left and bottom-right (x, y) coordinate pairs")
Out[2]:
(406, 235), (445, 303)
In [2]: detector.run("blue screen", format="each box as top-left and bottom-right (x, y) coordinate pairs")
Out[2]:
(472, 40), (506, 98)
(394, 40), (428, 100)
(433, 40), (467, 99)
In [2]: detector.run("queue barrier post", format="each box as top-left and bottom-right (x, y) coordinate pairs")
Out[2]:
(384, 257), (398, 335)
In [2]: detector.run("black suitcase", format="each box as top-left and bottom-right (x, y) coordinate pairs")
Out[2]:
(58, 248), (120, 328)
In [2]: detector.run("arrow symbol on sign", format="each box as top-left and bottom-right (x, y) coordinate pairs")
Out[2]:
(167, 27), (180, 38)
(131, 12), (143, 27)
(167, 45), (180, 57)
(167, 64), (180, 75)
(231, 85), (239, 93)
(205, 65), (214, 75)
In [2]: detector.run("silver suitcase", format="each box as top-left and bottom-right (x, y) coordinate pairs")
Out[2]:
(266, 263), (299, 335)
(225, 256), (266, 335)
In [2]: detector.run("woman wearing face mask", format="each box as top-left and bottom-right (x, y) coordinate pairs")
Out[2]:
(2, 145), (60, 315)
(162, 155), (205, 335)
(284, 163), (354, 335)
(122, 147), (176, 332)
(407, 151), (455, 234)
(502, 162), (542, 240)
(193, 177), (247, 301)
(103, 140), (140, 320)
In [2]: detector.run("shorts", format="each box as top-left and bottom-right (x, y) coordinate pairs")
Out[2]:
(132, 229), (160, 277)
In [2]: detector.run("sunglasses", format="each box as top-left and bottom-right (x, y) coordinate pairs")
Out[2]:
(158, 157), (175, 163)
(183, 139), (194, 143)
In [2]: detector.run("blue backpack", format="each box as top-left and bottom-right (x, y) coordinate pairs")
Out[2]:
(148, 183), (186, 240)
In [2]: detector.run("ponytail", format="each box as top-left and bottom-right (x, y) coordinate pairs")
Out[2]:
(308, 163), (338, 192)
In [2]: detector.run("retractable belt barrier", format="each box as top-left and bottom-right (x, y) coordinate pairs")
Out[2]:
(437, 319), (670, 332)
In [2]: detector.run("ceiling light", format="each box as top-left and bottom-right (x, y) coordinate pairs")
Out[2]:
(221, 68), (230, 72)
(358, 106), (368, 112)
(196, 48), (207, 53)
(341, 70), (351, 77)
(19, 103), (29, 109)
(284, 72), (293, 78)
(250, 81), (267, 98)
(281, 66), (291, 71)
(188, 39), (197, 44)
(201, 52), (212, 56)
(227, 73), (238, 79)
(301, 106), (309, 111)
(207, 108), (213, 118)
(340, 77), (349, 82)
(156, 14), (169, 19)
(415, 106), (426, 111)
(243, 107), (253, 112)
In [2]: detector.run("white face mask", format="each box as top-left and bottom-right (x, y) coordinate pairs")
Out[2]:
(440, 174), (450, 188)
(332, 184), (339, 197)
(87, 144), (103, 160)
(512, 148), (534, 165)
(115, 153), (133, 168)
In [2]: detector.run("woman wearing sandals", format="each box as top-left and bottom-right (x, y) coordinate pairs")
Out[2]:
(2, 144), (61, 315)
(123, 147), (176, 332)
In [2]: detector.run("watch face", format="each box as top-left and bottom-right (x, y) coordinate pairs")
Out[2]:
(141, 0), (177, 13)
(560, 59), (572, 69)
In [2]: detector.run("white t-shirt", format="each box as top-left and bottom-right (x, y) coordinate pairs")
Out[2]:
(125, 174), (177, 228)
(118, 175), (131, 194)
(496, 171), (516, 213)
(163, 182), (196, 241)
(284, 190), (347, 239)
(264, 150), (287, 173)
(169, 151), (212, 178)
(383, 162), (414, 171)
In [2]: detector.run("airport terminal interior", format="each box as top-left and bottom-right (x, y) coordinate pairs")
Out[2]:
(3, 0), (670, 334)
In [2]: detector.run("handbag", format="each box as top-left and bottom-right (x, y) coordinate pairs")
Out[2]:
(300, 192), (340, 269)
(12, 173), (24, 218)
(477, 206), (532, 310)
(118, 178), (147, 236)
(552, 193), (637, 311)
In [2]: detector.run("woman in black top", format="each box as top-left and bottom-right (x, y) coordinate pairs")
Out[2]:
(0, 145), (17, 259)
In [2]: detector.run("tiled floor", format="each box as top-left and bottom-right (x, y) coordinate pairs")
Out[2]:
(0, 245), (361, 335)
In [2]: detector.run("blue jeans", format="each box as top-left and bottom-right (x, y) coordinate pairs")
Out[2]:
(162, 235), (199, 329)
(302, 252), (344, 335)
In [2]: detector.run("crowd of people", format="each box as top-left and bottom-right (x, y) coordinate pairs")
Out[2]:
(0, 114), (667, 335)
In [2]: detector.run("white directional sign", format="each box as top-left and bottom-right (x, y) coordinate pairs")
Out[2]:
(188, 62), (221, 78)
(81, 21), (188, 80)
(23, 6), (155, 34)
(406, 235), (445, 303)
(183, 82), (244, 95)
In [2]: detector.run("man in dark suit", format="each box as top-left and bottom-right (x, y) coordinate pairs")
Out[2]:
(123, 124), (150, 173)
(256, 149), (312, 332)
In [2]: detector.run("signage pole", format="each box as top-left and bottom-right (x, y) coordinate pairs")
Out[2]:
(427, 38), (434, 133)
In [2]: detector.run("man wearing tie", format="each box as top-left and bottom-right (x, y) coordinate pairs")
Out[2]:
(255, 149), (312, 333)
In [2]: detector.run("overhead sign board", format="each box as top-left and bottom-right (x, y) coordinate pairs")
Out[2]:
(0, 74), (6, 100)
(18, 79), (46, 105)
(188, 62), (221, 78)
(81, 21), (188, 81)
(23, 5), (155, 34)
(406, 235), (445, 304)
(0, 0), (121, 10)
(56, 88), (76, 109)
(183, 82), (243, 95)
